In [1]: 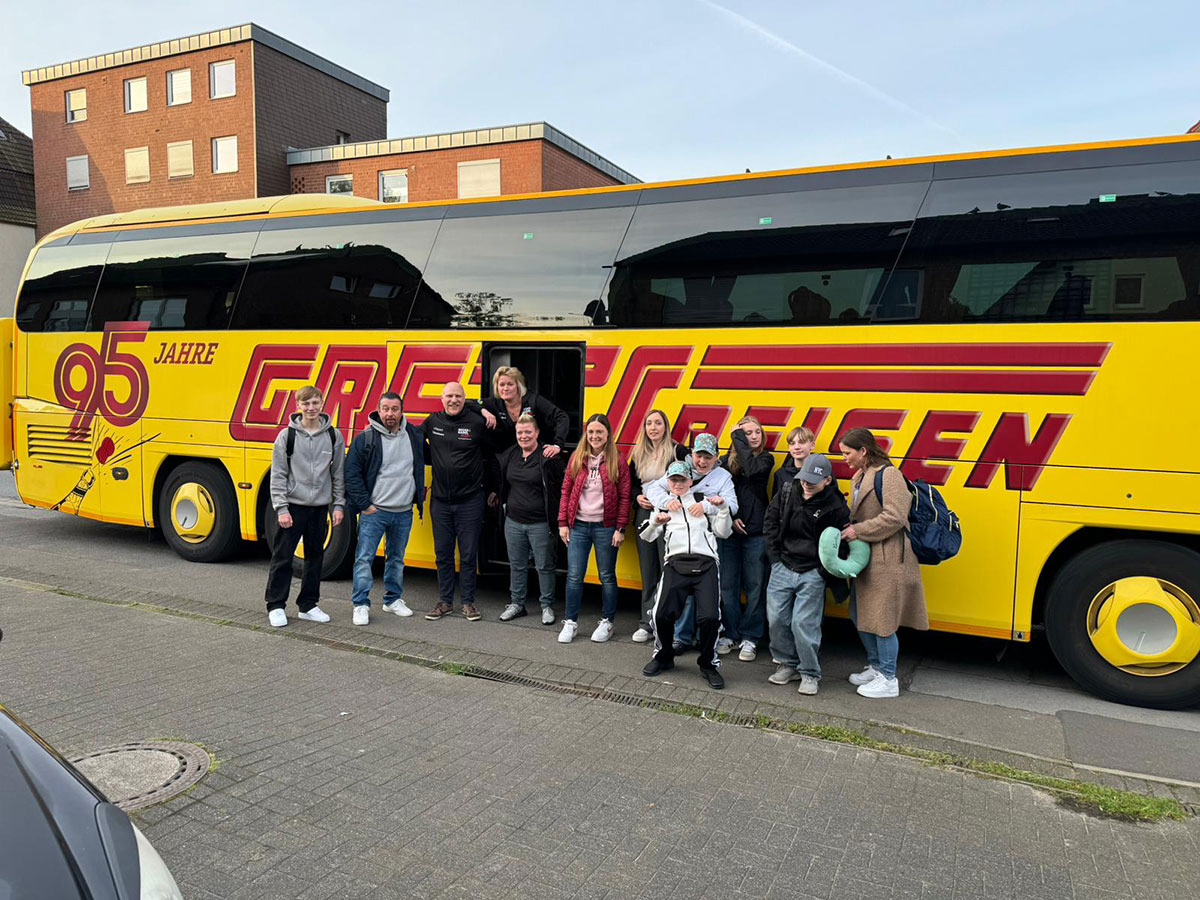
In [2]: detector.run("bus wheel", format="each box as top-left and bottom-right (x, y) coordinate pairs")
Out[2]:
(290, 511), (354, 581)
(1045, 540), (1200, 709)
(158, 462), (241, 563)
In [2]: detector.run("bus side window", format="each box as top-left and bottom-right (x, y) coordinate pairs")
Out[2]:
(14, 242), (109, 333)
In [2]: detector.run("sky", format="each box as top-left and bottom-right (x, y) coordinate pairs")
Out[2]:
(2, 0), (1197, 183)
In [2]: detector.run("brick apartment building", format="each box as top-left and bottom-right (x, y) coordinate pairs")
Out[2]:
(23, 25), (638, 239)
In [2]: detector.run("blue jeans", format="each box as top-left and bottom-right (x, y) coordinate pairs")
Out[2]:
(505, 518), (556, 609)
(766, 564), (826, 679)
(849, 591), (899, 679)
(351, 508), (413, 607)
(564, 521), (618, 622)
(718, 533), (767, 644)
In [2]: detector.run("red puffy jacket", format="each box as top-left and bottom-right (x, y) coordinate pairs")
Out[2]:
(558, 454), (631, 530)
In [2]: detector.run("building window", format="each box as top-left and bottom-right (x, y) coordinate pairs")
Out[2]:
(66, 155), (89, 190)
(335, 130), (350, 145)
(1114, 274), (1145, 309)
(65, 89), (87, 123)
(457, 158), (501, 199)
(326, 174), (353, 194)
(124, 147), (150, 184)
(167, 69), (191, 106)
(210, 60), (236, 99)
(212, 136), (238, 174)
(167, 141), (194, 178)
(379, 170), (408, 204)
(124, 77), (147, 113)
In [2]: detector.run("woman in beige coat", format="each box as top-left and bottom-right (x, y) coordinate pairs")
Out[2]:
(838, 428), (928, 698)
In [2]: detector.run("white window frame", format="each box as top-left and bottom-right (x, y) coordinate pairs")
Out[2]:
(378, 169), (409, 204)
(456, 158), (501, 199)
(167, 68), (192, 106)
(124, 146), (150, 184)
(124, 77), (148, 114)
(167, 140), (194, 178)
(211, 135), (238, 174)
(209, 60), (236, 99)
(65, 88), (87, 123)
(326, 174), (354, 195)
(66, 155), (89, 190)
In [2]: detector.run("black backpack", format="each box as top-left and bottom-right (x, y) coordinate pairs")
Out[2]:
(873, 467), (962, 565)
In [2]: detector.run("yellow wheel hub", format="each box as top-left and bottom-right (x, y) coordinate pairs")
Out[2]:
(170, 483), (216, 545)
(1087, 576), (1200, 676)
(294, 512), (334, 560)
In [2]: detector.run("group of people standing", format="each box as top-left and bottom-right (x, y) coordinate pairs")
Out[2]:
(263, 372), (927, 700)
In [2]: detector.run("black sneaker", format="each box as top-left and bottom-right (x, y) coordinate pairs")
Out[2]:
(643, 658), (674, 677)
(701, 667), (725, 690)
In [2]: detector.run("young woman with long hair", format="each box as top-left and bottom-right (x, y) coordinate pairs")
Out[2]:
(557, 414), (631, 644)
(627, 409), (688, 643)
(837, 427), (928, 698)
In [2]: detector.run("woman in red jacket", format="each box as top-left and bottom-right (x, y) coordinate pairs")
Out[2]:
(558, 413), (631, 644)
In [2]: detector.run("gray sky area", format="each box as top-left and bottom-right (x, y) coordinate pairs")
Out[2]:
(3, 0), (1197, 183)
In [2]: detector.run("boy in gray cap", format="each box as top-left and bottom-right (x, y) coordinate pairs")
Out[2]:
(762, 453), (849, 695)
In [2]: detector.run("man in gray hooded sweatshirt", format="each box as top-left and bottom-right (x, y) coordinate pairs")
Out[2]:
(265, 385), (346, 627)
(344, 391), (426, 625)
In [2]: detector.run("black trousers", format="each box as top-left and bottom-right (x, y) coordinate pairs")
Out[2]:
(264, 504), (327, 612)
(431, 493), (485, 607)
(650, 562), (722, 670)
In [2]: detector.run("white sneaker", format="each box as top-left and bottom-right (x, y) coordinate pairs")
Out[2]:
(558, 620), (578, 643)
(797, 675), (819, 696)
(848, 666), (881, 686)
(542, 607), (556, 626)
(298, 606), (331, 623)
(352, 606), (369, 626)
(383, 599), (413, 617)
(716, 637), (734, 656)
(767, 665), (800, 685)
(268, 609), (287, 627)
(856, 674), (900, 698)
(738, 640), (757, 661)
(590, 619), (614, 643)
(499, 603), (526, 621)
(631, 627), (652, 643)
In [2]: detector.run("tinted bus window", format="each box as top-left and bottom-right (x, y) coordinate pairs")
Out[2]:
(233, 212), (443, 330)
(15, 242), (109, 332)
(416, 197), (635, 329)
(607, 174), (931, 326)
(902, 160), (1200, 322)
(90, 229), (257, 330)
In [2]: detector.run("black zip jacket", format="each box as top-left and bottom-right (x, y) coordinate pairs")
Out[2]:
(480, 392), (570, 452)
(498, 443), (565, 525)
(423, 407), (499, 502)
(344, 413), (426, 518)
(720, 429), (773, 535)
(764, 481), (851, 580)
(772, 455), (800, 496)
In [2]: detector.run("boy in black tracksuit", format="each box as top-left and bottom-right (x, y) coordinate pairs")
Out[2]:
(763, 453), (850, 695)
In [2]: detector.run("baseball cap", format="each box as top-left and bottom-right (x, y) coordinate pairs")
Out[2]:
(666, 460), (693, 479)
(799, 453), (833, 484)
(692, 433), (718, 456)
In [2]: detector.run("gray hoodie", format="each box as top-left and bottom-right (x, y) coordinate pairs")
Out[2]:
(270, 413), (347, 512)
(369, 413), (416, 512)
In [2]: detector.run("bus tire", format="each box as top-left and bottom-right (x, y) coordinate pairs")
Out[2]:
(158, 461), (241, 563)
(1045, 540), (1200, 710)
(288, 511), (354, 581)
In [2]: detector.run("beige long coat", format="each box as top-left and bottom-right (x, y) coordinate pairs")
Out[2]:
(849, 464), (928, 636)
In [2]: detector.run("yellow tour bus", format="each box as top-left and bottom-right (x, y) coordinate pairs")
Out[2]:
(3, 133), (1199, 709)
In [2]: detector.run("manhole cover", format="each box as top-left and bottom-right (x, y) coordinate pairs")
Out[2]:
(70, 741), (210, 811)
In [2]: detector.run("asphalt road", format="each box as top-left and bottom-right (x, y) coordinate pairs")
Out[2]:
(1, 471), (1197, 789)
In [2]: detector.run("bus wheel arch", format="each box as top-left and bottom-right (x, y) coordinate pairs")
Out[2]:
(154, 459), (242, 563)
(257, 478), (354, 581)
(1041, 536), (1200, 709)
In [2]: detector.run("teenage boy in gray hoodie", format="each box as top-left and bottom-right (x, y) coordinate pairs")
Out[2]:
(265, 385), (346, 627)
(344, 392), (425, 626)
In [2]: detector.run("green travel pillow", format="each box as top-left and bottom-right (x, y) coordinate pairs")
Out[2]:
(819, 526), (870, 578)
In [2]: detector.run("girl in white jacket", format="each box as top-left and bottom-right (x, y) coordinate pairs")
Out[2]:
(639, 460), (733, 689)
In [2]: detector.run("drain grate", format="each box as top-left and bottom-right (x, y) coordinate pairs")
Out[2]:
(71, 741), (210, 811)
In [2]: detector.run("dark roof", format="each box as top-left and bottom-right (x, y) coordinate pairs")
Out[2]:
(0, 115), (35, 228)
(1189, 120), (1200, 135)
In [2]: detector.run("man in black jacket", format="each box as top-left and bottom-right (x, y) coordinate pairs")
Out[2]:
(424, 382), (497, 622)
(493, 414), (564, 625)
(763, 453), (850, 696)
(344, 392), (425, 626)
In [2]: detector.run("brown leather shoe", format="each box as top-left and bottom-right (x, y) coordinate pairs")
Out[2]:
(462, 603), (482, 622)
(425, 602), (454, 620)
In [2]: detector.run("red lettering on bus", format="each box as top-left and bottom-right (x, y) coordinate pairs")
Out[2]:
(54, 322), (151, 439)
(387, 345), (472, 420)
(585, 346), (621, 387)
(828, 409), (908, 479)
(965, 413), (1072, 491)
(608, 347), (692, 445)
(313, 345), (387, 441)
(743, 406), (793, 450)
(229, 345), (318, 442)
(901, 411), (981, 486)
(673, 405), (732, 445)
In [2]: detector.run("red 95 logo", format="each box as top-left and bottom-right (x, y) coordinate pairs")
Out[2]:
(53, 322), (151, 440)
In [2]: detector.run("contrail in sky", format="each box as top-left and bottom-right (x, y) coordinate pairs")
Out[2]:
(696, 0), (965, 140)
